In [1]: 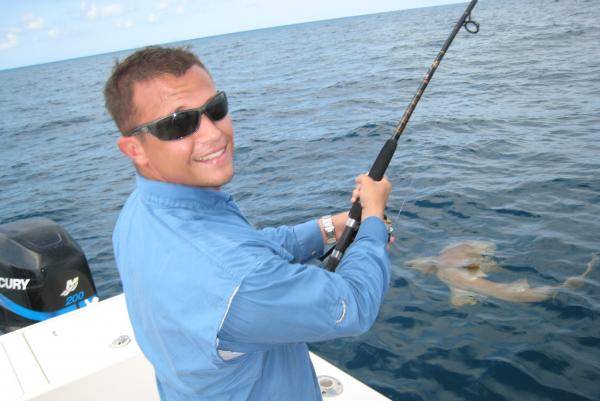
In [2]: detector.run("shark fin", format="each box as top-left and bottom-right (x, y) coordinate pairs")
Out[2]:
(450, 288), (479, 306)
(454, 240), (496, 256)
(511, 278), (530, 292)
(458, 262), (488, 279)
(469, 266), (488, 279)
(406, 257), (438, 274)
(479, 258), (505, 274)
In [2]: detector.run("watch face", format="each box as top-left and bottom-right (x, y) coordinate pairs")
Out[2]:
(322, 216), (336, 244)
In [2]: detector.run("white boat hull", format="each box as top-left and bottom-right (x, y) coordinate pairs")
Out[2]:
(1, 295), (390, 400)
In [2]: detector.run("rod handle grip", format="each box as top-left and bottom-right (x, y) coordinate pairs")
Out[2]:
(325, 139), (397, 271)
(368, 139), (397, 181)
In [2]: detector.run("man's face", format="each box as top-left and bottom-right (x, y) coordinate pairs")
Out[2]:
(122, 65), (234, 188)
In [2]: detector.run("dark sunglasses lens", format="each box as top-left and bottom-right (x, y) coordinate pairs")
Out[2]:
(155, 110), (200, 140)
(206, 92), (228, 121)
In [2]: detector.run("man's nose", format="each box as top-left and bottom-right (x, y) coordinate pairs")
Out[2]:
(194, 113), (222, 141)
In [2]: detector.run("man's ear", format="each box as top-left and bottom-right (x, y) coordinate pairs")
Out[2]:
(117, 136), (148, 166)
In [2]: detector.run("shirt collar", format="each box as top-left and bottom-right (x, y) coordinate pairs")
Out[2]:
(135, 174), (233, 207)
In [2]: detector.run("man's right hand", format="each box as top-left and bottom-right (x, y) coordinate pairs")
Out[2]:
(350, 174), (392, 220)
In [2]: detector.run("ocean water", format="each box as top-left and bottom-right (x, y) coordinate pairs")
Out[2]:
(1, 0), (599, 399)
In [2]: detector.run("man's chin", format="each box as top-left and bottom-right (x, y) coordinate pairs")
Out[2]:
(137, 163), (234, 188)
(197, 167), (234, 189)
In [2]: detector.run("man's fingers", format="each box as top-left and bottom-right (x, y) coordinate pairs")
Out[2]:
(355, 173), (369, 185)
(350, 186), (361, 203)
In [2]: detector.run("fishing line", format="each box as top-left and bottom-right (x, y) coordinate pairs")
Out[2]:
(324, 0), (480, 271)
(319, 182), (473, 263)
(393, 183), (474, 219)
(394, 175), (415, 220)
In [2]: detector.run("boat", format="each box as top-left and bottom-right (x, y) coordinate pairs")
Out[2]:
(0, 218), (390, 400)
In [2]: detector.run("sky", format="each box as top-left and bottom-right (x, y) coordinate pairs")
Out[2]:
(0, 0), (463, 70)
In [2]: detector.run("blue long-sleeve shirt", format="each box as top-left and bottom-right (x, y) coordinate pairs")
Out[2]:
(113, 175), (390, 401)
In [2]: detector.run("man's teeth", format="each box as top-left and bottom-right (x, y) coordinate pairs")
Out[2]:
(196, 148), (225, 161)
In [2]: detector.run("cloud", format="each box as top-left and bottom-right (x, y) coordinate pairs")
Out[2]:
(0, 32), (18, 50)
(101, 4), (124, 17)
(22, 13), (44, 30)
(86, 3), (98, 19)
(156, 1), (169, 10)
(148, 14), (158, 23)
(47, 29), (59, 38)
(116, 18), (134, 29)
(82, 2), (123, 20)
(174, 0), (187, 14)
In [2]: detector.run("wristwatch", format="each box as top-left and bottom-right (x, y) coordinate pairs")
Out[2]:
(320, 215), (336, 245)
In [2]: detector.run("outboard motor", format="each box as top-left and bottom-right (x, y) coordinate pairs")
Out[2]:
(0, 218), (98, 331)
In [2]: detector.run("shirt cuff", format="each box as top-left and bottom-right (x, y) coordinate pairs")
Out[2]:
(355, 216), (388, 246)
(292, 220), (325, 261)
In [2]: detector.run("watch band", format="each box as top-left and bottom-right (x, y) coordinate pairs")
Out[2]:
(320, 215), (336, 245)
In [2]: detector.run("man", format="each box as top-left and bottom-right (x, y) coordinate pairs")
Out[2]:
(105, 46), (391, 401)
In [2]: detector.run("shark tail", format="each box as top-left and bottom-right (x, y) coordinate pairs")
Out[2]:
(563, 254), (598, 289)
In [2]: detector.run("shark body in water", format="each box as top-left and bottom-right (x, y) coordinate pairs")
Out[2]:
(406, 241), (597, 306)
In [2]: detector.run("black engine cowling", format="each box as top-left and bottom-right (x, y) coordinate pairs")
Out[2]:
(0, 218), (98, 331)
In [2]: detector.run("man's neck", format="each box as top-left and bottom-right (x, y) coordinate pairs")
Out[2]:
(136, 170), (221, 191)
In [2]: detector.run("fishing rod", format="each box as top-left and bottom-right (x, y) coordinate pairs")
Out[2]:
(325, 0), (480, 271)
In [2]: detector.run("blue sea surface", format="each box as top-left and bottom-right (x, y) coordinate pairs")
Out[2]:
(1, 0), (599, 399)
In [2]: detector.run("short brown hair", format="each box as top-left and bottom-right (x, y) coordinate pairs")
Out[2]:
(104, 46), (209, 132)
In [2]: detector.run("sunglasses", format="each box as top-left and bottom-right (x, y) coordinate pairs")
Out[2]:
(124, 91), (228, 141)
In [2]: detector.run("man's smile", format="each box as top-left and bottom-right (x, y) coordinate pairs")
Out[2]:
(193, 144), (228, 164)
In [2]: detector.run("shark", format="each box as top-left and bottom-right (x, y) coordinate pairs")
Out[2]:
(406, 241), (597, 306)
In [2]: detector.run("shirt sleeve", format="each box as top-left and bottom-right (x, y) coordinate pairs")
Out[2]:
(218, 217), (390, 350)
(258, 220), (324, 263)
